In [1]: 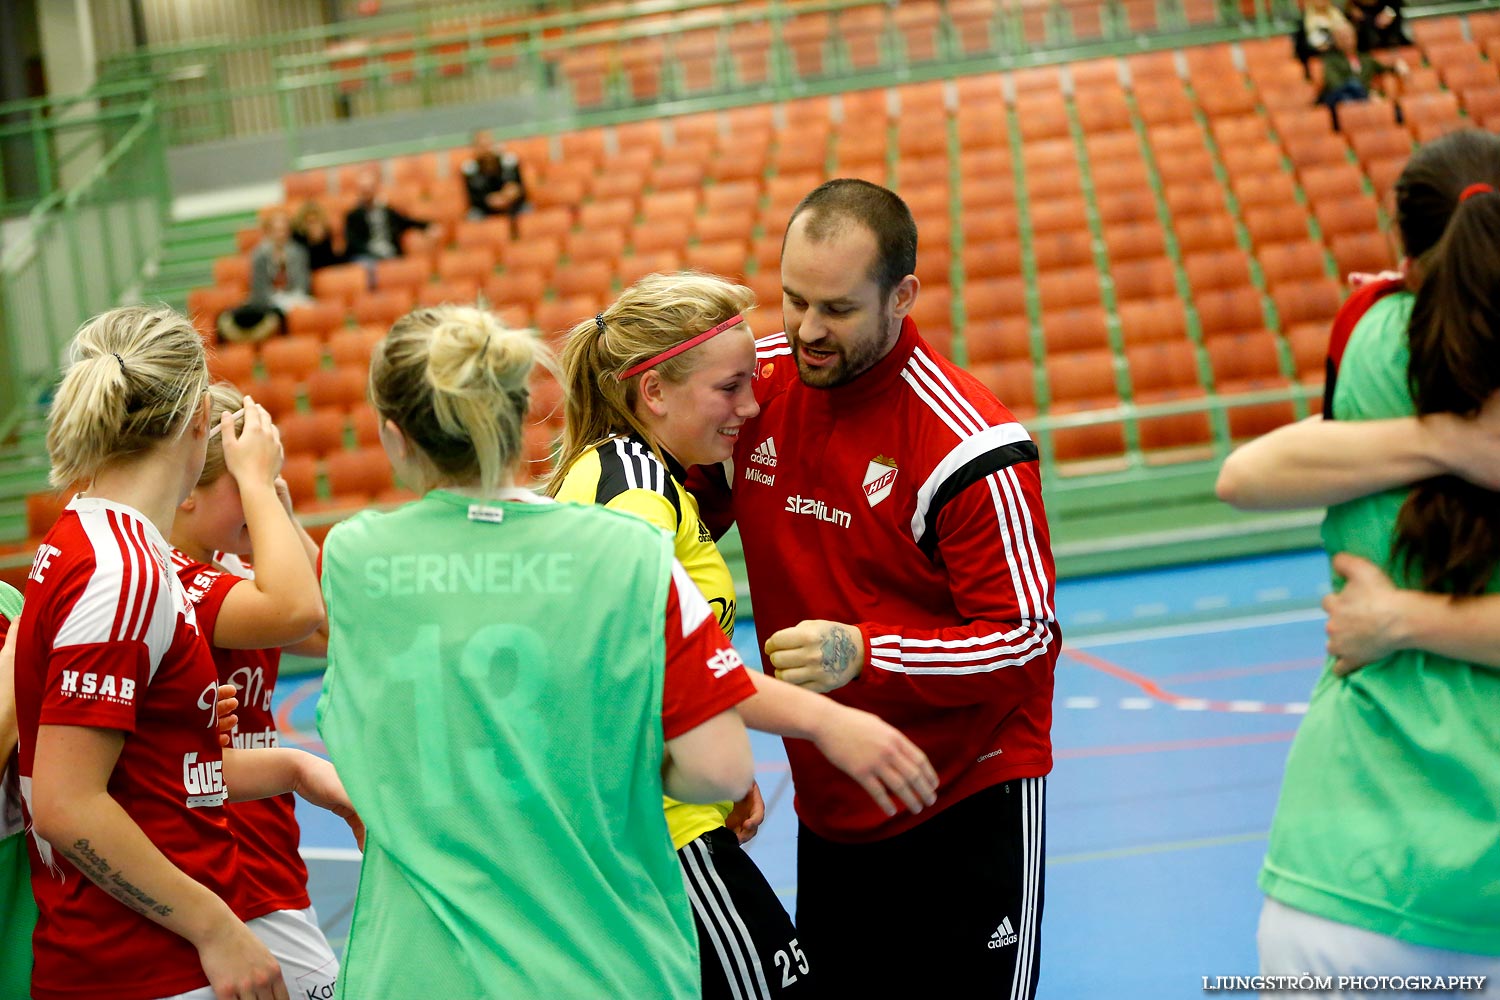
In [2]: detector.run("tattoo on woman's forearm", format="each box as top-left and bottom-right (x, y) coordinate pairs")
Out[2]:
(820, 628), (858, 681)
(62, 840), (174, 918)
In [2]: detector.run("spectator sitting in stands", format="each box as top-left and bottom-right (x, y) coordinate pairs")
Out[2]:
(1347, 0), (1408, 51)
(461, 134), (528, 231)
(293, 201), (344, 271)
(343, 168), (430, 263)
(1317, 21), (1407, 127)
(1294, 0), (1354, 75)
(218, 209), (311, 344)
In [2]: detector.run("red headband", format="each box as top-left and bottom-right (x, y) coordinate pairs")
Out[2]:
(1461, 182), (1495, 203)
(618, 314), (745, 380)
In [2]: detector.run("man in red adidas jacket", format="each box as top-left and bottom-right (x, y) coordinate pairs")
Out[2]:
(700, 179), (1058, 995)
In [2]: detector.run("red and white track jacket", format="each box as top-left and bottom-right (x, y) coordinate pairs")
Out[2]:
(705, 318), (1059, 843)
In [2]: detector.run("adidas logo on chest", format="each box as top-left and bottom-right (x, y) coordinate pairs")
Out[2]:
(750, 437), (778, 467)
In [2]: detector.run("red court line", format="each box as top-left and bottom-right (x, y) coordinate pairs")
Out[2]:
(1057, 730), (1296, 760)
(275, 677), (326, 754)
(1062, 646), (1309, 715)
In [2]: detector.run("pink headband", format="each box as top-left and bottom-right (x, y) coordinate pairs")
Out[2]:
(1461, 182), (1495, 203)
(617, 314), (744, 380)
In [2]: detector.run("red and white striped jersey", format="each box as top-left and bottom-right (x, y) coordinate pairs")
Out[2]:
(15, 497), (239, 1000)
(172, 549), (311, 919)
(716, 318), (1059, 843)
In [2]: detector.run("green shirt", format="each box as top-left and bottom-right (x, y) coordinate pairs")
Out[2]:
(318, 490), (700, 999)
(1, 581), (34, 998)
(1260, 292), (1500, 955)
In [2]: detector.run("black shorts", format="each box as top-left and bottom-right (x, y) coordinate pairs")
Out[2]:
(680, 826), (819, 999)
(795, 777), (1046, 995)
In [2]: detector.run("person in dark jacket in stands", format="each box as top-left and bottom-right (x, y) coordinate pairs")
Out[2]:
(461, 135), (528, 233)
(342, 168), (430, 263)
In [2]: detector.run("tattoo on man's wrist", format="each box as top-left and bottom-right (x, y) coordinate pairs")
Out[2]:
(820, 627), (858, 681)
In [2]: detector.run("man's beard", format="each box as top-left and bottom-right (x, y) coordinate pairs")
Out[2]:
(788, 316), (892, 389)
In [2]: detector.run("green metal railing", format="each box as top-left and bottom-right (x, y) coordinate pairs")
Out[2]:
(81, 0), (1305, 148)
(67, 0), (1492, 153)
(0, 100), (173, 440)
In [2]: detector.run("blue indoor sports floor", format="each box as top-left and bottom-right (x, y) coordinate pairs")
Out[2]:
(275, 549), (1428, 998)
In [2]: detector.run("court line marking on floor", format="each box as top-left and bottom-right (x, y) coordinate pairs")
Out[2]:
(1064, 646), (1311, 715)
(1045, 830), (1268, 866)
(1067, 607), (1325, 648)
(1056, 730), (1296, 759)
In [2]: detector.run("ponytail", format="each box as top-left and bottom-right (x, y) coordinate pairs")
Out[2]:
(1395, 187), (1500, 595)
(47, 306), (209, 487)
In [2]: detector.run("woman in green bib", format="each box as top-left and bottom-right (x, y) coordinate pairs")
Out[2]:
(1220, 130), (1500, 986)
(317, 304), (759, 999)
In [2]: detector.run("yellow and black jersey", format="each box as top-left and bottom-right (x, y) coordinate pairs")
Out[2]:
(555, 435), (736, 639)
(555, 434), (742, 850)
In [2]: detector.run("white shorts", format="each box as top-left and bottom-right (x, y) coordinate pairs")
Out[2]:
(153, 905), (338, 1000)
(1258, 896), (1500, 998)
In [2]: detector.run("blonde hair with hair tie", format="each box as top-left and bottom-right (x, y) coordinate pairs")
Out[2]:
(46, 305), (209, 488)
(547, 272), (754, 495)
(370, 305), (554, 495)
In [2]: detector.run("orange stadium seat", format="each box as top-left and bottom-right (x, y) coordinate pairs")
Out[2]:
(261, 335), (324, 380)
(1207, 330), (1286, 383)
(327, 327), (385, 368)
(1330, 232), (1396, 279)
(485, 270), (547, 309)
(618, 251), (684, 288)
(1103, 223), (1165, 264)
(1117, 297), (1188, 347)
(324, 447), (396, 505)
(246, 376), (300, 420)
(1037, 267), (1103, 311)
(964, 318), (1033, 364)
(554, 261), (615, 300)
(278, 408), (347, 458)
(1232, 172), (1299, 210)
(1184, 249), (1252, 294)
(1042, 307), (1110, 353)
(963, 240), (1025, 280)
(632, 219), (693, 256)
(416, 279), (480, 308)
(1258, 241), (1329, 288)
(284, 300), (347, 340)
(1244, 206), (1313, 250)
(1127, 340), (1201, 394)
(305, 366), (369, 412)
(372, 257), (432, 295)
(1272, 278), (1343, 329)
(1111, 257), (1177, 301)
(965, 277), (1029, 320)
(436, 248), (497, 285)
(1312, 197), (1381, 242)
(503, 238), (563, 276)
(1195, 287), (1266, 337)
(1175, 214), (1238, 255)
(207, 342), (256, 386)
(350, 289), (416, 328)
